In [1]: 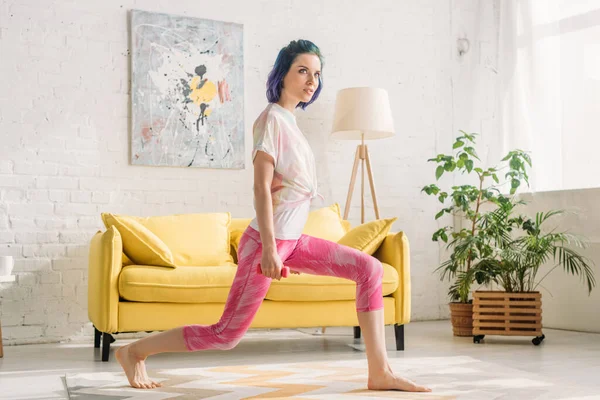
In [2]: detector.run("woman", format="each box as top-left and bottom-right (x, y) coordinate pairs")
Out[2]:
(116, 39), (431, 393)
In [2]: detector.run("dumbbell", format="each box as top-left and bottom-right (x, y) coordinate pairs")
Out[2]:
(256, 264), (290, 278)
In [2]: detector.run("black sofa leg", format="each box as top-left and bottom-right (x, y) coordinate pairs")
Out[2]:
(394, 324), (405, 351)
(102, 333), (113, 362)
(353, 326), (361, 339)
(94, 326), (101, 348)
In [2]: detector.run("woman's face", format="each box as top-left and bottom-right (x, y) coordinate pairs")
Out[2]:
(282, 53), (321, 104)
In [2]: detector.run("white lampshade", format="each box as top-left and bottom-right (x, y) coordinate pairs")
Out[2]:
(331, 87), (395, 140)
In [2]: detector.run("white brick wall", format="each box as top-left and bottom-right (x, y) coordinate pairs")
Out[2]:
(0, 0), (499, 344)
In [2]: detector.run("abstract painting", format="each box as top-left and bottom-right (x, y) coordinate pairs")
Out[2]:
(131, 10), (244, 169)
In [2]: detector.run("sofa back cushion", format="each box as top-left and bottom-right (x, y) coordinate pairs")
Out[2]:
(101, 213), (176, 268)
(302, 203), (348, 242)
(228, 205), (351, 260)
(103, 212), (234, 267)
(337, 217), (397, 255)
(229, 218), (252, 263)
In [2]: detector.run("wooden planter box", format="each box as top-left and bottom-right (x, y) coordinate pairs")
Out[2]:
(473, 291), (545, 345)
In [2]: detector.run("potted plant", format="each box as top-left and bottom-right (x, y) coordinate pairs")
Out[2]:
(456, 205), (596, 344)
(422, 131), (530, 336)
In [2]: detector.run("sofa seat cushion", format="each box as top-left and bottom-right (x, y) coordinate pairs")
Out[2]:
(265, 263), (399, 302)
(118, 262), (399, 304)
(119, 265), (237, 303)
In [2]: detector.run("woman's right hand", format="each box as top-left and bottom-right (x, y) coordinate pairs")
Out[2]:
(259, 247), (284, 280)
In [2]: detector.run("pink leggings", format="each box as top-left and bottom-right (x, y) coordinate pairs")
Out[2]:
(183, 226), (383, 351)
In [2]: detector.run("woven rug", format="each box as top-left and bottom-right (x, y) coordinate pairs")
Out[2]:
(65, 355), (584, 399)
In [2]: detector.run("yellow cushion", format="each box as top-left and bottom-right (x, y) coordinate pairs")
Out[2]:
(101, 213), (176, 268)
(229, 214), (349, 254)
(266, 263), (399, 301)
(130, 213), (234, 267)
(337, 218), (398, 255)
(302, 203), (347, 241)
(119, 265), (237, 303)
(122, 252), (134, 266)
(230, 218), (253, 233)
(341, 219), (352, 233)
(118, 263), (398, 304)
(229, 218), (252, 255)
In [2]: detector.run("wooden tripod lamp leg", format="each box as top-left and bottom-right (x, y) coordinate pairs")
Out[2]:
(364, 145), (380, 219)
(361, 145), (365, 224)
(343, 145), (362, 220)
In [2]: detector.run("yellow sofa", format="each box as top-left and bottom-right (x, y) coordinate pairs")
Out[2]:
(87, 207), (411, 362)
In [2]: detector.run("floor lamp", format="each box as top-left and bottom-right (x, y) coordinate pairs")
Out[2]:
(331, 87), (395, 223)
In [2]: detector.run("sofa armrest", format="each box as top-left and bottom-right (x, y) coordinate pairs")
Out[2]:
(373, 231), (411, 325)
(87, 226), (123, 333)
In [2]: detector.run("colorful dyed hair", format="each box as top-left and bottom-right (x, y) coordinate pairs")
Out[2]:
(266, 39), (324, 110)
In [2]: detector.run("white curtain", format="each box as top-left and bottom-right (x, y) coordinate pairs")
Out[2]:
(497, 0), (600, 192)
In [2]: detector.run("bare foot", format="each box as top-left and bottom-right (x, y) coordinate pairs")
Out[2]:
(115, 344), (162, 389)
(368, 368), (431, 392)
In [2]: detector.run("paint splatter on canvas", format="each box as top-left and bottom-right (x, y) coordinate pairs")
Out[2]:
(131, 10), (244, 169)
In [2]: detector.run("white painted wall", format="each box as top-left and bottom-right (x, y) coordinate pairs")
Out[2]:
(518, 190), (600, 333)
(0, 0), (499, 344)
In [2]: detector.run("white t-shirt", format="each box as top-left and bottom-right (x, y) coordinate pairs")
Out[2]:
(249, 103), (322, 240)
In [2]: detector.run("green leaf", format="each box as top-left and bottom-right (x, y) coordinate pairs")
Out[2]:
(474, 167), (483, 173)
(453, 140), (465, 149)
(444, 161), (456, 172)
(464, 147), (480, 160)
(510, 179), (520, 194)
(465, 160), (474, 173)
(435, 210), (445, 219)
(457, 159), (465, 168)
(436, 166), (444, 180)
(459, 131), (477, 143)
(493, 174), (499, 184)
(510, 157), (521, 170)
(441, 232), (448, 242)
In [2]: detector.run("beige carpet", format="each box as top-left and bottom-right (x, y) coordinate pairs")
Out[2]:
(65, 355), (581, 399)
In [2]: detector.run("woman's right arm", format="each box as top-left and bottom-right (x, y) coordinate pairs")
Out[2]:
(253, 150), (284, 280)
